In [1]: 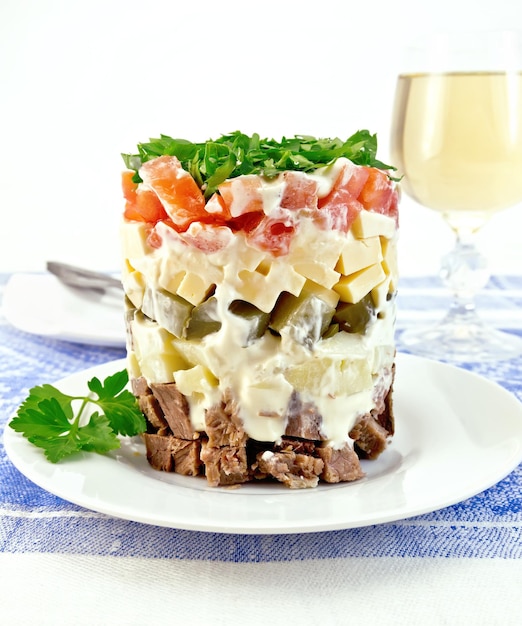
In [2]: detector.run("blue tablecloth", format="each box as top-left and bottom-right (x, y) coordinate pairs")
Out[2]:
(1, 273), (521, 624)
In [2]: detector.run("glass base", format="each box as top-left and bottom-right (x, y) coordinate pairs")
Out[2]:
(398, 318), (522, 363)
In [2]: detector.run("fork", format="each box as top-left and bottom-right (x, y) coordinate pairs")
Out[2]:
(46, 261), (123, 292)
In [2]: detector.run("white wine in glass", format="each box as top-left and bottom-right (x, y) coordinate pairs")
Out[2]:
(391, 30), (522, 362)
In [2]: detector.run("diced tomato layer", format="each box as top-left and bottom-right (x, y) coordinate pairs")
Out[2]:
(388, 188), (399, 224)
(358, 168), (400, 224)
(137, 188), (169, 222)
(121, 170), (138, 202)
(317, 163), (367, 232)
(147, 227), (164, 249)
(122, 157), (398, 256)
(140, 155), (207, 230)
(341, 164), (370, 198)
(317, 163), (398, 231)
(123, 187), (169, 224)
(359, 168), (393, 212)
(317, 188), (363, 232)
(204, 192), (230, 221)
(181, 222), (233, 254)
(226, 211), (262, 233)
(247, 215), (296, 257)
(280, 171), (319, 210)
(218, 175), (264, 218)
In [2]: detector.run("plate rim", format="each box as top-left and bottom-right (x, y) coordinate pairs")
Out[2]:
(2, 272), (126, 347)
(3, 353), (522, 534)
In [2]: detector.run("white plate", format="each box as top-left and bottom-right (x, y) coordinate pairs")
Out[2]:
(4, 354), (522, 534)
(2, 273), (126, 347)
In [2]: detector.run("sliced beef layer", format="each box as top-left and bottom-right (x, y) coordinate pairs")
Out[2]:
(132, 369), (395, 489)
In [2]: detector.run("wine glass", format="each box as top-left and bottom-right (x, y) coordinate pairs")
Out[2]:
(390, 30), (522, 362)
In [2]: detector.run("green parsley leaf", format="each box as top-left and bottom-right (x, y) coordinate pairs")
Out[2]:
(72, 412), (121, 456)
(17, 383), (74, 421)
(9, 369), (146, 463)
(122, 130), (396, 199)
(87, 370), (146, 437)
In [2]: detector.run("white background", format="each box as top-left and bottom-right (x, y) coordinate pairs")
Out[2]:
(1, 0), (521, 276)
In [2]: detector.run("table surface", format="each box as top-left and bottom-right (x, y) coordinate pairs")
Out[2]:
(1, 272), (521, 625)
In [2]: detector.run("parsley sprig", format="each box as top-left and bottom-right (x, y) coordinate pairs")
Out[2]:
(122, 130), (395, 199)
(9, 369), (146, 463)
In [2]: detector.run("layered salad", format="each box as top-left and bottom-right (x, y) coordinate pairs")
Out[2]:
(121, 131), (399, 488)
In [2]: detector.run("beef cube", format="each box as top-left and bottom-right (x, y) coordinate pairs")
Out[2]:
(377, 382), (395, 435)
(200, 442), (250, 487)
(316, 443), (364, 483)
(138, 394), (169, 434)
(143, 434), (202, 476)
(371, 367), (395, 436)
(150, 382), (198, 440)
(255, 450), (324, 489)
(171, 439), (202, 476)
(349, 414), (390, 459)
(205, 390), (247, 447)
(131, 376), (151, 397)
(143, 433), (174, 472)
(275, 437), (317, 456)
(284, 391), (325, 440)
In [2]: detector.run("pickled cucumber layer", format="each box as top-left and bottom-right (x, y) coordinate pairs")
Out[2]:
(135, 276), (391, 348)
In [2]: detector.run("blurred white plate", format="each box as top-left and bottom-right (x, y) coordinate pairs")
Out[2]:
(2, 273), (125, 347)
(4, 354), (522, 534)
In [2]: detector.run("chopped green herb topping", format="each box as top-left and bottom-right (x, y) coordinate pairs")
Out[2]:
(122, 130), (395, 199)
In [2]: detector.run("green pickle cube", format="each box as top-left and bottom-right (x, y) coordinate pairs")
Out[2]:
(228, 300), (270, 344)
(269, 288), (335, 347)
(141, 287), (194, 338)
(185, 296), (222, 340)
(333, 293), (375, 334)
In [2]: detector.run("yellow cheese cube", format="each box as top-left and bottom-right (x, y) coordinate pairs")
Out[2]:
(380, 236), (399, 289)
(176, 271), (213, 306)
(335, 236), (382, 276)
(158, 254), (221, 304)
(302, 279), (340, 309)
(288, 223), (345, 269)
(229, 244), (267, 273)
(120, 222), (153, 260)
(121, 262), (146, 309)
(333, 262), (386, 303)
(351, 211), (396, 239)
(293, 261), (340, 289)
(157, 264), (185, 295)
(174, 364), (218, 396)
(236, 260), (306, 313)
(370, 276), (391, 310)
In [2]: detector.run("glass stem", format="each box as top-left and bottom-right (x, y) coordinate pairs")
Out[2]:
(439, 228), (490, 325)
